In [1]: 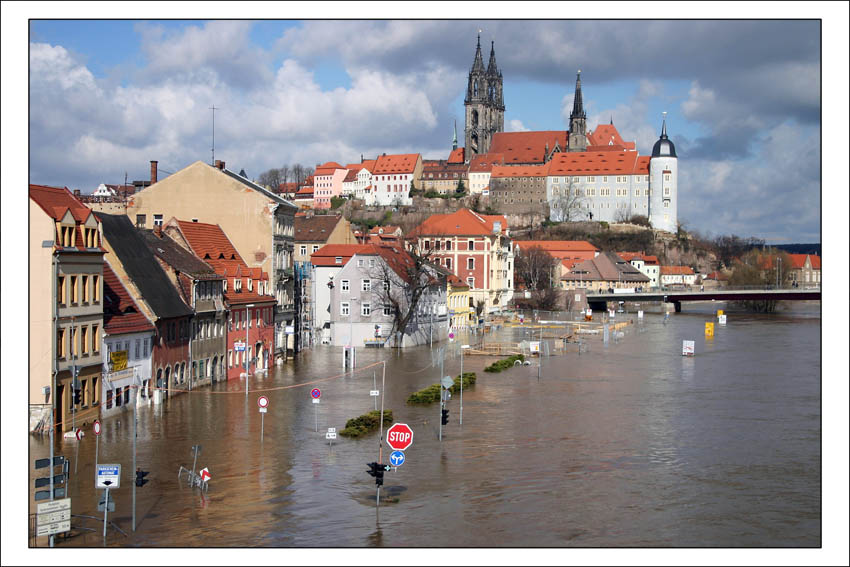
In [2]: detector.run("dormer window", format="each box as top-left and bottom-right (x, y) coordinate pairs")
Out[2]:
(234, 278), (242, 292)
(335, 257), (343, 264)
(58, 224), (75, 247)
(248, 279), (253, 292)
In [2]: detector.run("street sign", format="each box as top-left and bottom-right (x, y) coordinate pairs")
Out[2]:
(285, 325), (295, 334)
(37, 520), (70, 537)
(718, 314), (727, 325)
(34, 474), (65, 488)
(96, 464), (121, 489)
(705, 322), (715, 337)
(389, 450), (406, 467)
(37, 498), (70, 515)
(37, 508), (70, 525)
(325, 431), (337, 440)
(440, 375), (454, 389)
(259, 407), (267, 413)
(93, 420), (101, 435)
(75, 428), (83, 441)
(35, 487), (66, 501)
(311, 388), (322, 399)
(35, 456), (65, 469)
(257, 396), (269, 408)
(529, 341), (540, 353)
(638, 310), (644, 319)
(370, 390), (379, 396)
(448, 331), (455, 342)
(199, 468), (211, 482)
(328, 427), (336, 433)
(234, 341), (246, 352)
(682, 340), (695, 356)
(386, 423), (414, 451)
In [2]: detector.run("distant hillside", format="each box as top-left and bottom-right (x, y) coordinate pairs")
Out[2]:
(772, 243), (821, 256)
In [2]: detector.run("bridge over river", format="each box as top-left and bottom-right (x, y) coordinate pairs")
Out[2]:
(586, 287), (821, 312)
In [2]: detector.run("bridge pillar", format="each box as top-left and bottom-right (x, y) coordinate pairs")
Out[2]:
(588, 300), (607, 313)
(673, 301), (682, 313)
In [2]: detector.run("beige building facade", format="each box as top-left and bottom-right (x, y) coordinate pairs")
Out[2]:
(125, 160), (298, 361)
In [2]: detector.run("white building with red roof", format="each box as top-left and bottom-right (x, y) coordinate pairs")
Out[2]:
(660, 265), (696, 288)
(410, 208), (514, 313)
(369, 153), (422, 206)
(617, 251), (661, 288)
(787, 253), (821, 287)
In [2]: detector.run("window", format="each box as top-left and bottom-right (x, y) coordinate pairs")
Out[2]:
(70, 327), (78, 357)
(664, 187), (671, 196)
(92, 324), (99, 353)
(124, 386), (130, 405)
(635, 188), (641, 197)
(664, 174), (671, 182)
(361, 303), (371, 316)
(663, 200), (670, 208)
(81, 275), (89, 303)
(357, 259), (364, 267)
(468, 240), (474, 250)
(362, 279), (371, 292)
(445, 258), (452, 270)
(369, 258), (375, 267)
(81, 326), (89, 355)
(383, 305), (393, 316)
(57, 328), (66, 358)
(135, 339), (140, 359)
(58, 276), (66, 305)
(313, 245), (320, 253)
(106, 389), (113, 409)
(341, 280), (349, 291)
(446, 241), (452, 251)
(153, 214), (163, 227)
(335, 257), (343, 265)
(341, 302), (350, 316)
(467, 277), (475, 289)
(70, 276), (78, 304)
(300, 245), (307, 256)
(136, 214), (146, 228)
(383, 280), (390, 291)
(467, 258), (474, 270)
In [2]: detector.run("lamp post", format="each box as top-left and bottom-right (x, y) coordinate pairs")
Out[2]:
(245, 303), (254, 397)
(460, 344), (469, 425)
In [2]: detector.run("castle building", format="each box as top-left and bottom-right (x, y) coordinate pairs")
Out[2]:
(464, 36), (504, 157)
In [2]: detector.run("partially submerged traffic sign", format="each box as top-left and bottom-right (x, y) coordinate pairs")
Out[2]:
(96, 464), (121, 489)
(386, 423), (414, 451)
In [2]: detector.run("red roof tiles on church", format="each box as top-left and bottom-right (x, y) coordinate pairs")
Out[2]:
(447, 147), (465, 164)
(489, 131), (567, 164)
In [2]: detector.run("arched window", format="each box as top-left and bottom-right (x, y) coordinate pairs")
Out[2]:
(472, 110), (479, 128)
(473, 80), (479, 97)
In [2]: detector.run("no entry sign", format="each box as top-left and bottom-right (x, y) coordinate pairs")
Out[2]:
(386, 423), (414, 451)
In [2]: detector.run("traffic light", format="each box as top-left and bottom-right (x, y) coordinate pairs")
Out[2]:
(73, 388), (82, 405)
(135, 468), (149, 487)
(366, 462), (380, 479)
(441, 408), (449, 425)
(366, 462), (390, 486)
(375, 466), (384, 486)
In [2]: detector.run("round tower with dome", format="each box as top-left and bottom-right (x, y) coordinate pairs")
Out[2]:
(649, 112), (678, 233)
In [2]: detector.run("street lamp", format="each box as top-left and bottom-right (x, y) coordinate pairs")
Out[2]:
(245, 303), (254, 397)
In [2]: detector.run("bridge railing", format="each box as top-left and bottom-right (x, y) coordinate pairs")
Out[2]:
(585, 283), (820, 294)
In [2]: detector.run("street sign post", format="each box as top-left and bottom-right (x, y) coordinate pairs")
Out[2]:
(96, 464), (121, 489)
(258, 396), (269, 440)
(682, 340), (695, 356)
(36, 498), (71, 537)
(386, 423), (414, 451)
(311, 388), (321, 399)
(326, 427), (337, 446)
(311, 389), (321, 432)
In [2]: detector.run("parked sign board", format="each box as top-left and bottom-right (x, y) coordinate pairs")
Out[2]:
(96, 464), (121, 489)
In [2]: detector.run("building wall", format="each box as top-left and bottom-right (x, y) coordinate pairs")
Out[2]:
(29, 201), (55, 406)
(650, 156), (678, 233)
(102, 332), (154, 419)
(491, 175), (548, 215)
(225, 303), (276, 381)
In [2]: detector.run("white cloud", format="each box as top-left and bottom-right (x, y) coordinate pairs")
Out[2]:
(507, 119), (530, 132)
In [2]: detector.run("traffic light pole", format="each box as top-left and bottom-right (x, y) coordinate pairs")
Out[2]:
(377, 361), (386, 508)
(439, 350), (444, 441)
(132, 369), (138, 532)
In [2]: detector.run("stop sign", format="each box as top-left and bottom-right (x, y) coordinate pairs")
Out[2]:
(386, 422), (414, 451)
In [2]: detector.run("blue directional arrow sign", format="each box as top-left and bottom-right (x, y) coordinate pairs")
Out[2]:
(389, 450), (406, 467)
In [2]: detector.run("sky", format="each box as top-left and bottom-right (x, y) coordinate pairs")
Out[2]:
(16, 14), (838, 244)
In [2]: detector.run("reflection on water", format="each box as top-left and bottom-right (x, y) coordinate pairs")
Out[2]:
(29, 302), (821, 547)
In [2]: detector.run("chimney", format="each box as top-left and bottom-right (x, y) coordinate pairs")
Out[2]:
(215, 160), (225, 170)
(150, 160), (158, 184)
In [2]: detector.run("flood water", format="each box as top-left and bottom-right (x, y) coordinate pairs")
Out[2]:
(29, 301), (821, 548)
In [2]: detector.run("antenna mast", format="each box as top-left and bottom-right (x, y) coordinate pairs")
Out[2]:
(210, 105), (218, 165)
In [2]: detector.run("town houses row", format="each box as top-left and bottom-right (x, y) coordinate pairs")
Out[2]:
(30, 161), (821, 433)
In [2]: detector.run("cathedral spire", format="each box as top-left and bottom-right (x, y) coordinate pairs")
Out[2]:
(452, 120), (458, 150)
(487, 40), (499, 75)
(570, 70), (586, 120)
(472, 34), (485, 72)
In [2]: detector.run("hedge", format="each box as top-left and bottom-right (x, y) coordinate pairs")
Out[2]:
(483, 354), (525, 373)
(406, 372), (477, 405)
(339, 409), (393, 438)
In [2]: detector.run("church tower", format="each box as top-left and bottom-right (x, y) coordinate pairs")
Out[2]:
(465, 35), (504, 158)
(567, 70), (587, 152)
(649, 112), (678, 233)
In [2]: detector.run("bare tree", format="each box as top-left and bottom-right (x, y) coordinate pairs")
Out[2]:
(550, 177), (586, 222)
(368, 242), (441, 346)
(514, 245), (559, 291)
(279, 165), (290, 187)
(257, 168), (281, 191)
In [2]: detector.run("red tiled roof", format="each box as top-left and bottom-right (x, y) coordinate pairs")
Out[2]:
(295, 185), (314, 196)
(278, 182), (298, 194)
(311, 244), (375, 267)
(704, 271), (729, 281)
(660, 266), (695, 276)
(515, 240), (598, 254)
(490, 163), (549, 178)
(410, 208), (508, 237)
(809, 255), (821, 269)
(586, 124), (636, 150)
(342, 169), (358, 182)
(102, 262), (156, 335)
(30, 184), (94, 223)
(489, 131), (567, 164)
(468, 153), (505, 172)
(788, 253), (821, 270)
(547, 151), (649, 176)
(315, 161), (344, 176)
(368, 225), (401, 235)
(295, 215), (343, 241)
(373, 153), (420, 175)
(447, 147), (465, 163)
(617, 251), (659, 265)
